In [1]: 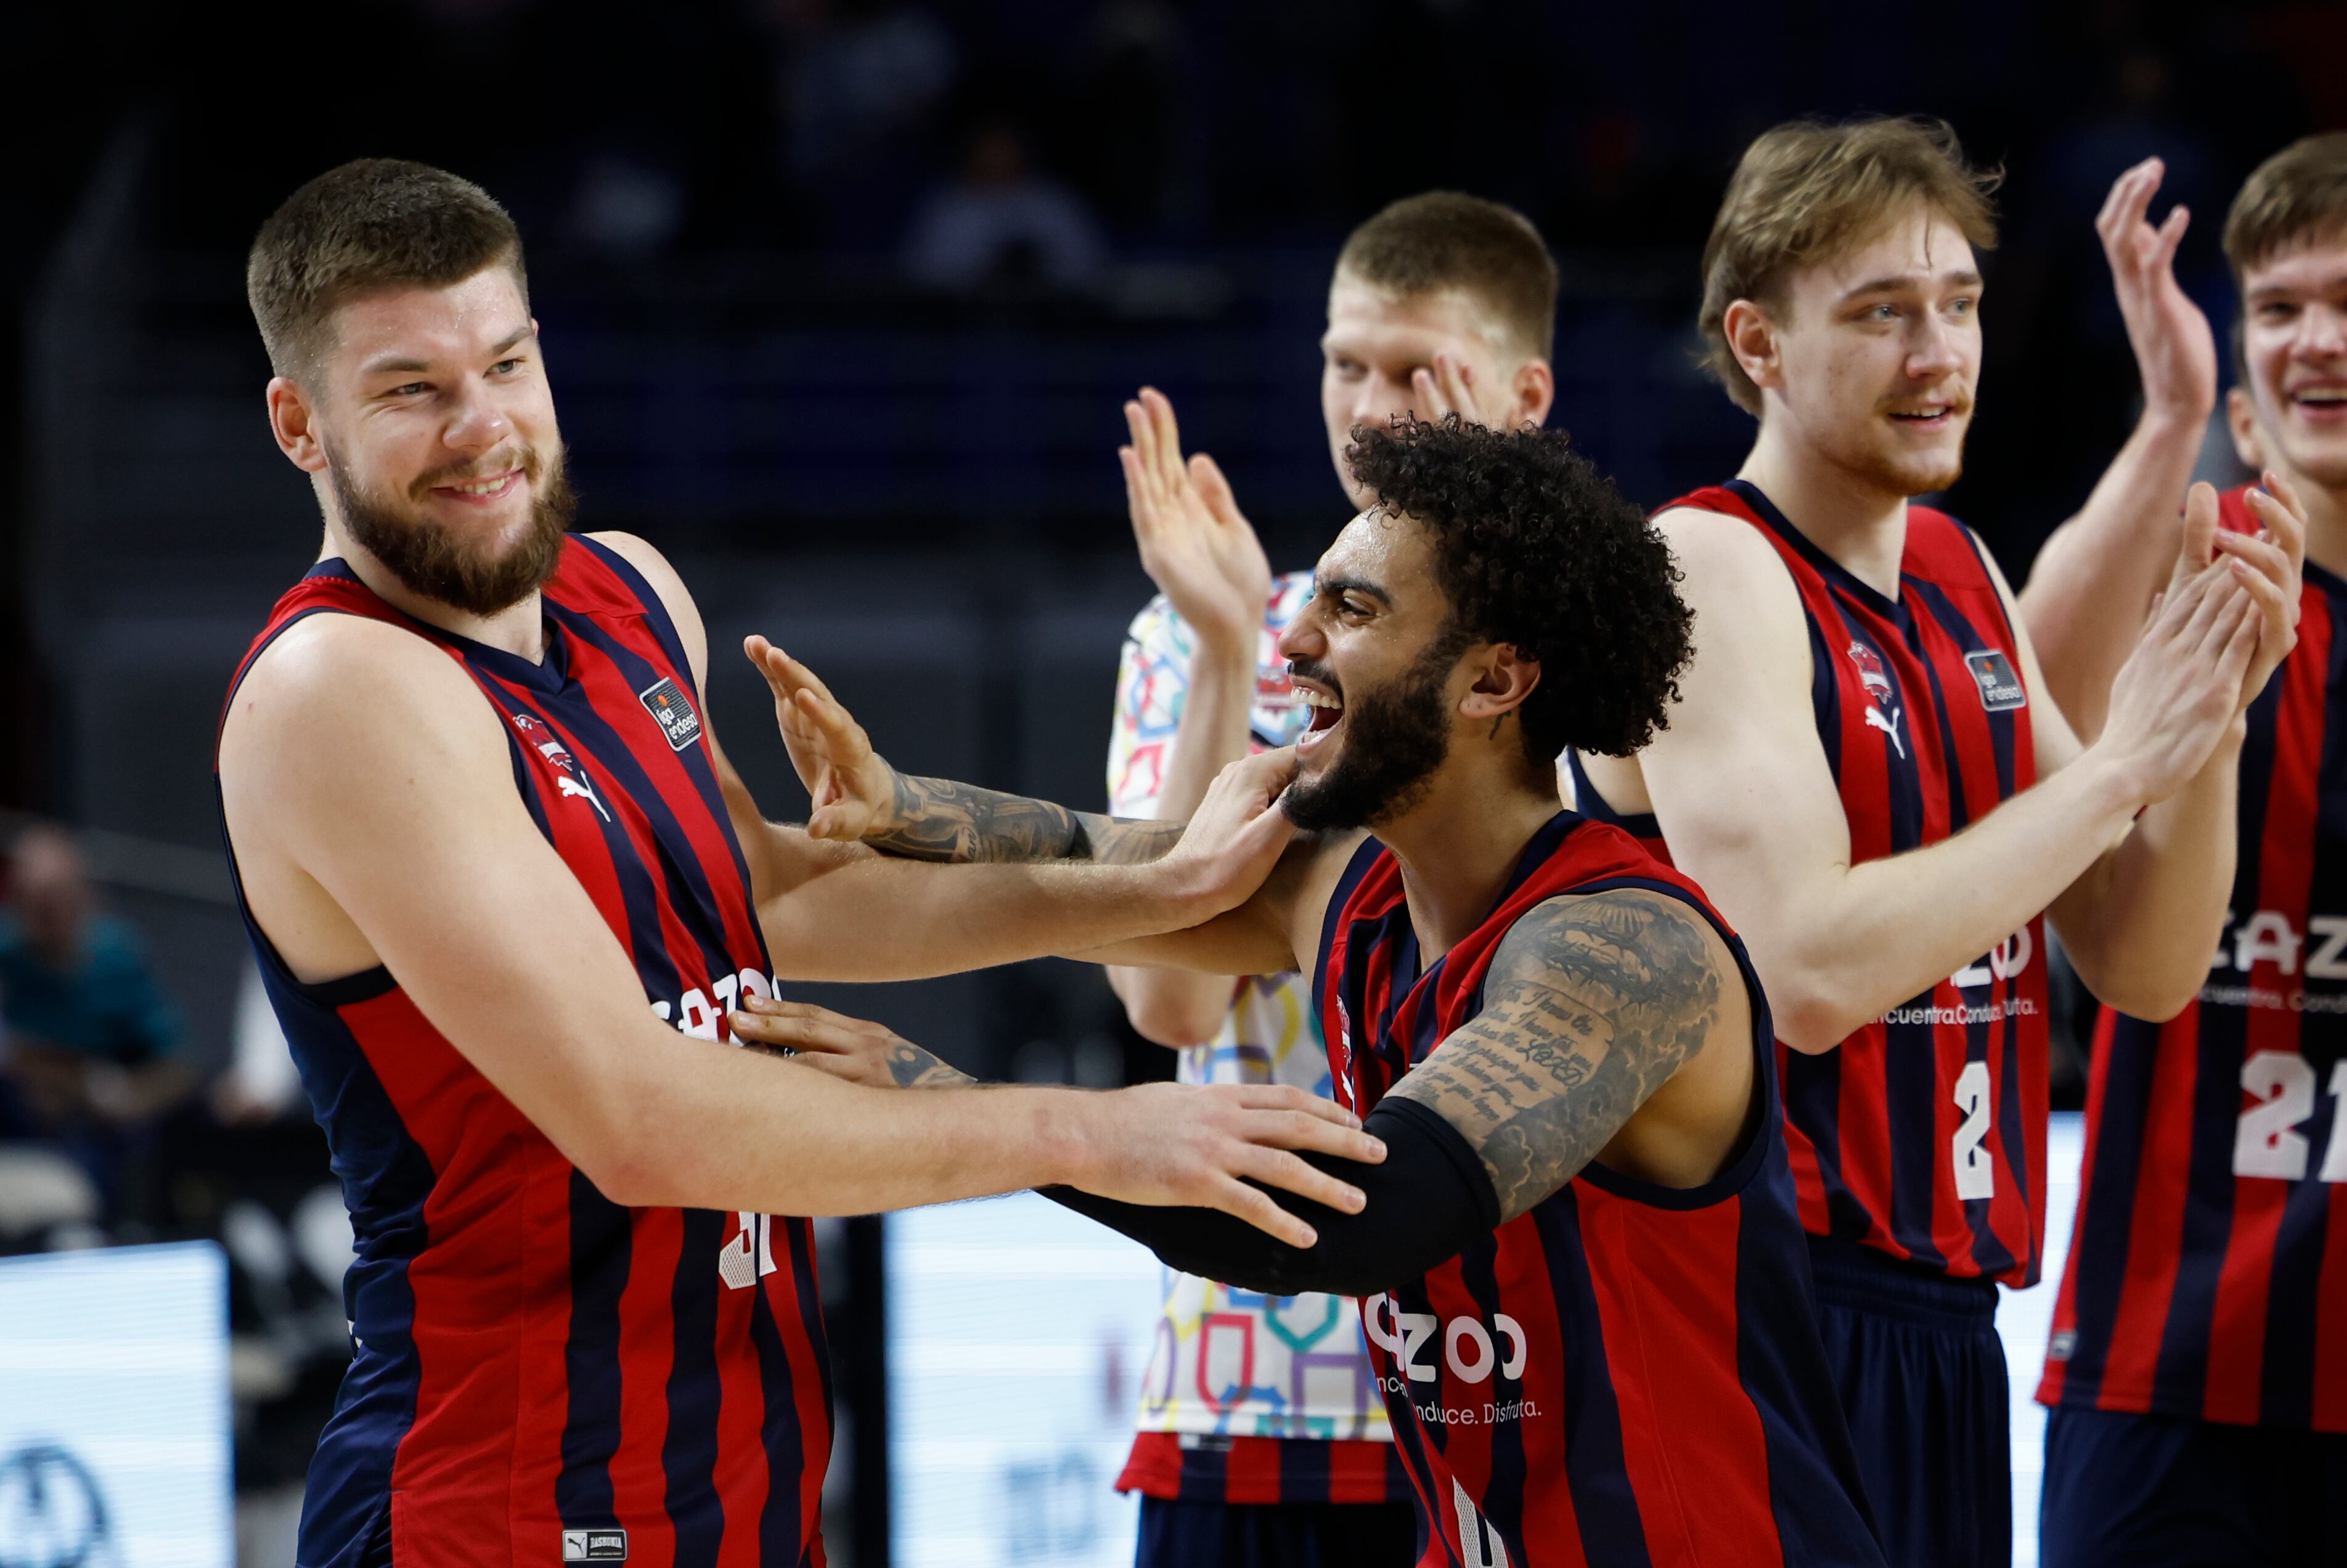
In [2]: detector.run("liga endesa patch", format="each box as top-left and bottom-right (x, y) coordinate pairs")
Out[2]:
(1965, 649), (2027, 712)
(638, 676), (704, 751)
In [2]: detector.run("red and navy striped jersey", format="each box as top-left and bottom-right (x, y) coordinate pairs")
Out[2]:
(1315, 811), (1884, 1568)
(1117, 1431), (1410, 1505)
(216, 540), (831, 1568)
(2039, 485), (2347, 1431)
(1570, 480), (2050, 1286)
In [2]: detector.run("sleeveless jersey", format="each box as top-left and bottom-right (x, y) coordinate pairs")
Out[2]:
(2039, 485), (2347, 1431)
(216, 541), (831, 1567)
(1569, 480), (2049, 1286)
(1106, 575), (1405, 1505)
(1315, 811), (1883, 1568)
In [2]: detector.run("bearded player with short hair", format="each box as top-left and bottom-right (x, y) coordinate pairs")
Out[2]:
(2022, 135), (2347, 1567)
(216, 158), (1381, 1566)
(1563, 116), (2303, 1568)
(1095, 192), (1559, 1568)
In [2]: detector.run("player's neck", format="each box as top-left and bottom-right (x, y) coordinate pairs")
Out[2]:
(1375, 762), (1565, 959)
(319, 525), (549, 662)
(1737, 424), (1909, 599)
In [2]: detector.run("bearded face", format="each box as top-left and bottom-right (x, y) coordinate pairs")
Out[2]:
(1281, 631), (1463, 832)
(329, 439), (575, 617)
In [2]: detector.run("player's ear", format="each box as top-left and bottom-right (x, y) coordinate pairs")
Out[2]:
(266, 376), (329, 475)
(1723, 298), (1781, 396)
(2226, 385), (2266, 472)
(1513, 357), (1556, 430)
(1459, 643), (1541, 722)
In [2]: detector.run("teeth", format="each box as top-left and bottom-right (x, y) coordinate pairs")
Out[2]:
(449, 475), (512, 494)
(1299, 688), (1341, 709)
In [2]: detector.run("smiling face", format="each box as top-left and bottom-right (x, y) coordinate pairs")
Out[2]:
(279, 265), (572, 616)
(2232, 238), (2347, 488)
(1320, 272), (1545, 510)
(1275, 511), (1471, 830)
(1742, 205), (1983, 499)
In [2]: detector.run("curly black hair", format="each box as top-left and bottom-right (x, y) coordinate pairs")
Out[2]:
(1344, 416), (1692, 764)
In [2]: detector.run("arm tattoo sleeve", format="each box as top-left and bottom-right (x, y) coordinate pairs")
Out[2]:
(1388, 890), (1724, 1223)
(867, 773), (1188, 866)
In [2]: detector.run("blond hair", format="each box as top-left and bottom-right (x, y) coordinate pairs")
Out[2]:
(1699, 117), (2000, 414)
(1336, 192), (1559, 359)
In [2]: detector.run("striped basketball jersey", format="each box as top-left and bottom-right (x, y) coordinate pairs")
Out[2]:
(217, 541), (831, 1567)
(1569, 480), (2049, 1286)
(1315, 811), (1884, 1568)
(2039, 484), (2347, 1431)
(1109, 576), (1406, 1505)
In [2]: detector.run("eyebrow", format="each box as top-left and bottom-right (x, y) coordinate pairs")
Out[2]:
(1840, 269), (1985, 300)
(360, 324), (533, 377)
(1315, 573), (1392, 606)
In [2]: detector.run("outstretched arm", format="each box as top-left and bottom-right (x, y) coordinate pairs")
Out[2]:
(2020, 157), (2218, 740)
(589, 536), (1287, 984)
(760, 889), (1752, 1296)
(219, 613), (1382, 1244)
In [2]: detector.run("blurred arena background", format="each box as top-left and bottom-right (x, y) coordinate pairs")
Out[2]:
(0, 1), (2337, 1562)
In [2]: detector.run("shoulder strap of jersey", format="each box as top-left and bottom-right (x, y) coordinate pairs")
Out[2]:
(1310, 835), (1396, 1005)
(558, 534), (706, 700)
(214, 563), (454, 762)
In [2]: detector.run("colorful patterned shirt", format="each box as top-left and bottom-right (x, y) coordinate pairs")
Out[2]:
(1105, 574), (1406, 1505)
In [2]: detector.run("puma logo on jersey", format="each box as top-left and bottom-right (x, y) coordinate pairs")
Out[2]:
(639, 676), (703, 752)
(561, 1529), (627, 1561)
(510, 713), (613, 821)
(1845, 642), (1906, 759)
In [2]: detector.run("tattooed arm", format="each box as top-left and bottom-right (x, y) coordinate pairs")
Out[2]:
(864, 772), (1188, 866)
(1031, 888), (1758, 1295)
(1387, 888), (1753, 1221)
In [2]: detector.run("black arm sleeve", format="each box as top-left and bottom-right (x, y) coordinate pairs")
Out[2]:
(1044, 1095), (1501, 1297)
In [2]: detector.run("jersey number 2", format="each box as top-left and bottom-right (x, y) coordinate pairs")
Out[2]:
(1953, 1060), (1994, 1200)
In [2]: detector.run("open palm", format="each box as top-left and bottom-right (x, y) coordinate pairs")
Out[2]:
(743, 635), (896, 841)
(1120, 386), (1273, 651)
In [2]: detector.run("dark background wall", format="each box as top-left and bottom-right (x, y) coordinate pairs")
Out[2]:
(3, 0), (2340, 1083)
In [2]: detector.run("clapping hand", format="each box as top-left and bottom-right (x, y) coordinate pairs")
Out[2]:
(1120, 387), (1273, 655)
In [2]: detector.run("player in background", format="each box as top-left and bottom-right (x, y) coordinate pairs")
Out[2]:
(217, 160), (1381, 1568)
(2020, 137), (2347, 1566)
(743, 417), (1898, 1568)
(1562, 118), (2304, 1568)
(1098, 193), (1556, 1567)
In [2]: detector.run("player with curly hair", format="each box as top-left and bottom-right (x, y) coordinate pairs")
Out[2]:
(733, 417), (1890, 1567)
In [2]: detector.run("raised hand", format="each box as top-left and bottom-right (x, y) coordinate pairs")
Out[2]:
(743, 635), (898, 841)
(1153, 747), (1300, 916)
(1120, 386), (1273, 653)
(1410, 348), (1508, 429)
(2097, 157), (2218, 427)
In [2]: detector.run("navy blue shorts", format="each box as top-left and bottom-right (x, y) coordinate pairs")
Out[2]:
(1136, 1497), (1419, 1568)
(1808, 1236), (2007, 1568)
(2041, 1405), (2347, 1567)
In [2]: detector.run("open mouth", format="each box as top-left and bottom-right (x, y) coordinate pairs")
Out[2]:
(1296, 681), (1345, 753)
(2290, 384), (2347, 419)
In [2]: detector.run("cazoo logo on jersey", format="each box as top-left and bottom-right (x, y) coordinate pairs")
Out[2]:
(1362, 1296), (1541, 1427)
(648, 970), (788, 1291)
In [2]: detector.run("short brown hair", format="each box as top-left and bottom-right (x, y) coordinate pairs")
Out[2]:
(2223, 134), (2347, 381)
(247, 158), (525, 384)
(1699, 117), (2000, 415)
(1334, 192), (1559, 359)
